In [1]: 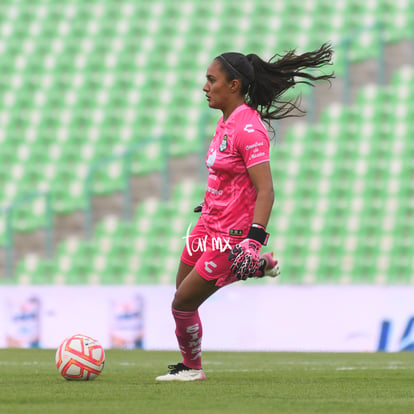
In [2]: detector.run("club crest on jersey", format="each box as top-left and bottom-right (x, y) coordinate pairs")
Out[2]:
(219, 135), (228, 152)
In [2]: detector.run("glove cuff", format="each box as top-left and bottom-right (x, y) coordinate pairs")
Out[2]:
(247, 224), (269, 246)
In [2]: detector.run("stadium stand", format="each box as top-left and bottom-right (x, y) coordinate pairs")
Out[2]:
(1, 1), (413, 225)
(268, 66), (414, 284)
(1, 1), (414, 284)
(9, 66), (414, 285)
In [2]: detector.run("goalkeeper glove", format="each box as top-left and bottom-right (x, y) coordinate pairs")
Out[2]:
(193, 202), (204, 213)
(228, 224), (269, 280)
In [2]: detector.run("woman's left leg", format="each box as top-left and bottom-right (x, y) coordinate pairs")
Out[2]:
(156, 268), (221, 381)
(172, 267), (220, 367)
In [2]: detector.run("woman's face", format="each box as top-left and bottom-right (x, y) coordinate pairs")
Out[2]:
(203, 59), (234, 111)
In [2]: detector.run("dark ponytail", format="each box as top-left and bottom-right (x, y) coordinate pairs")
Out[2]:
(217, 43), (334, 123)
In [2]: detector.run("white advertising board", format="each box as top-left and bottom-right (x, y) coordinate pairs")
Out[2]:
(0, 285), (413, 352)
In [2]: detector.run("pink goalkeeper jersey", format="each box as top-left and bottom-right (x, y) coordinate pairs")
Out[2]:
(202, 103), (270, 238)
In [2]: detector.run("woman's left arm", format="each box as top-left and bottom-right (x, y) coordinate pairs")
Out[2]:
(248, 161), (275, 228)
(228, 161), (274, 280)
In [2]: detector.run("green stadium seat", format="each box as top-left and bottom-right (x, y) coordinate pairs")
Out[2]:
(14, 254), (55, 285)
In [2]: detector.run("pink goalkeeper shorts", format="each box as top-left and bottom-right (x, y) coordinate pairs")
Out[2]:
(180, 218), (242, 287)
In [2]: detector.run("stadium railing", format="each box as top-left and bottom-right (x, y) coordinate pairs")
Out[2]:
(84, 136), (170, 238)
(2, 191), (54, 278)
(307, 21), (387, 119)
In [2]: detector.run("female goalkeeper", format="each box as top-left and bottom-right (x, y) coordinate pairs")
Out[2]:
(156, 43), (334, 381)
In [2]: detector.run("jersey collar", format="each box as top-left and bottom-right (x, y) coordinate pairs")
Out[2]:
(222, 103), (249, 125)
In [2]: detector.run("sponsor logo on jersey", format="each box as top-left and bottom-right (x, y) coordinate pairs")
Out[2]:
(206, 148), (216, 168)
(244, 124), (254, 133)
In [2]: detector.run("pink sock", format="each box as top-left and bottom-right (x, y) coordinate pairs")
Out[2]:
(172, 308), (203, 369)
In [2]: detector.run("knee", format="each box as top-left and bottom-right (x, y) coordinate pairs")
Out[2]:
(172, 291), (197, 312)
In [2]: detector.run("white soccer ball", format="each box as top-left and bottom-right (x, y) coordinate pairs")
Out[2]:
(56, 333), (105, 380)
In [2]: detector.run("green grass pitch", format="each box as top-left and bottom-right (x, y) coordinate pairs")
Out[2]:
(0, 349), (413, 414)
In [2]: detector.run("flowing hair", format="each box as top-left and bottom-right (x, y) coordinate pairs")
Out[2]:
(217, 43), (334, 126)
